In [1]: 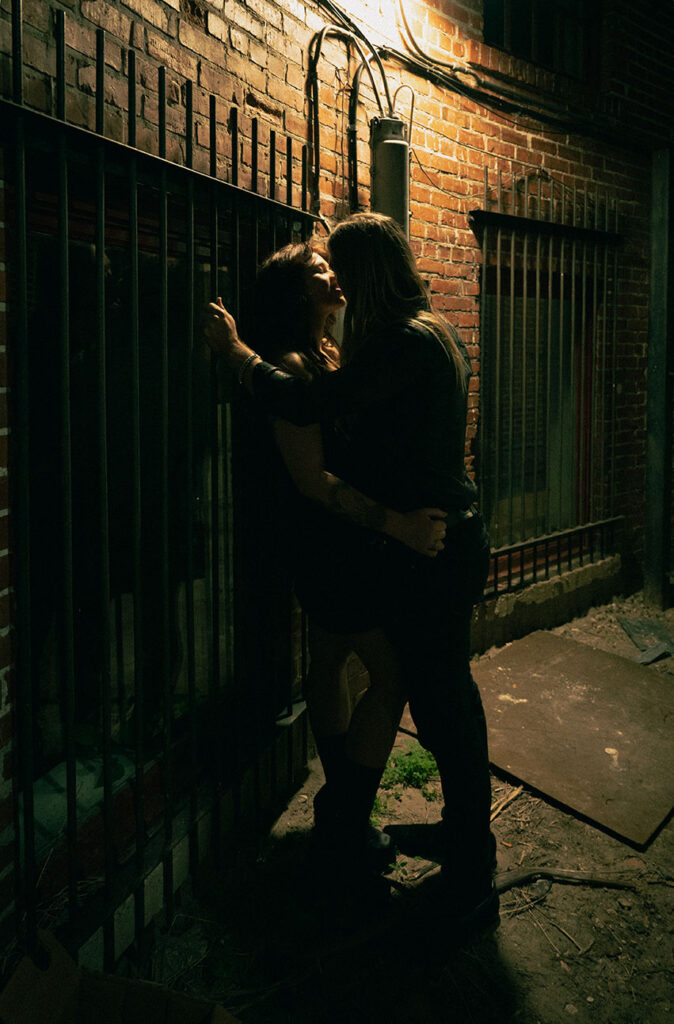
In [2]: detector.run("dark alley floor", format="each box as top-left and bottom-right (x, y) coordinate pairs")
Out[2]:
(144, 593), (674, 1024)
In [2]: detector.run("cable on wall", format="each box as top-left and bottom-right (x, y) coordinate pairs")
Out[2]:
(308, 24), (396, 213)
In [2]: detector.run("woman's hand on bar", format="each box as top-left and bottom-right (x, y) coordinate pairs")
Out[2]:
(204, 298), (260, 382)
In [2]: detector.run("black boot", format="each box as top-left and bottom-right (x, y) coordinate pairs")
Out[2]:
(313, 760), (396, 873)
(314, 732), (348, 784)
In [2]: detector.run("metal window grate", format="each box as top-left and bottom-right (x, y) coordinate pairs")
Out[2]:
(482, 0), (602, 83)
(471, 167), (623, 574)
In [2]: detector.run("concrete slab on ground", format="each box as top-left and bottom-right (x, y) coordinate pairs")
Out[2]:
(472, 630), (674, 846)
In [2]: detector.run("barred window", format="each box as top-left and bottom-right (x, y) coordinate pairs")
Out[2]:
(483, 0), (602, 82)
(472, 171), (620, 552)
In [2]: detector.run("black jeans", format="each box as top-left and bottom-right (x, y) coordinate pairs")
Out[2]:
(387, 513), (493, 886)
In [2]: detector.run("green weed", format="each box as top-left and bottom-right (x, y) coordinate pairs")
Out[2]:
(380, 741), (440, 801)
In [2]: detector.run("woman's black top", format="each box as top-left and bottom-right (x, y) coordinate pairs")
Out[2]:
(251, 321), (477, 513)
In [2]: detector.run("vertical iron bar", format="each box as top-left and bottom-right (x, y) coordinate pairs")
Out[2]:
(185, 81), (193, 169)
(252, 118), (259, 193)
(12, 0), (23, 104)
(579, 191), (588, 522)
(301, 145), (307, 211)
(478, 167), (488, 516)
(209, 187), (222, 720)
(210, 95), (217, 177)
(129, 150), (145, 955)
(56, 10), (65, 121)
(601, 197), (610, 521)
(128, 49), (136, 149)
(58, 122), (78, 922)
(269, 130), (276, 200)
(158, 66), (166, 159)
(221, 399), (235, 689)
(225, 199), (240, 694)
(591, 193), (600, 521)
(159, 159), (173, 918)
(507, 168), (516, 541)
(521, 213), (528, 537)
(95, 129), (114, 964)
(96, 29), (105, 135)
(185, 176), (198, 873)
(545, 182), (554, 532)
(494, 170), (503, 546)
(286, 137), (293, 207)
(533, 178), (541, 535)
(111, 627), (125, 894)
(610, 202), (618, 509)
(570, 188), (577, 522)
(230, 106), (239, 186)
(558, 187), (566, 530)
(13, 112), (37, 958)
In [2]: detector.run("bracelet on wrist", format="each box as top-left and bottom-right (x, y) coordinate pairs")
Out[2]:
(237, 352), (259, 386)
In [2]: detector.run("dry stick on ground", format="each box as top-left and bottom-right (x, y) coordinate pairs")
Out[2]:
(393, 862), (636, 893)
(501, 890), (550, 916)
(495, 866), (636, 894)
(527, 906), (562, 955)
(490, 785), (523, 822)
(542, 914), (593, 955)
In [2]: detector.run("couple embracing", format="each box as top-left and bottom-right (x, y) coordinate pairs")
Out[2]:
(206, 212), (498, 943)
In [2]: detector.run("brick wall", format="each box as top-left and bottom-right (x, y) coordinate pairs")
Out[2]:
(0, 9), (668, 574)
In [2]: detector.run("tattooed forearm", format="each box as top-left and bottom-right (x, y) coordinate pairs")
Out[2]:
(327, 479), (388, 532)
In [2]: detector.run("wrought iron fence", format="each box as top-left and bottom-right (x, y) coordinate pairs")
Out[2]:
(3, 2), (315, 964)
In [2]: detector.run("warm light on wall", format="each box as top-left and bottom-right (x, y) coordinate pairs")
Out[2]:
(333, 0), (426, 49)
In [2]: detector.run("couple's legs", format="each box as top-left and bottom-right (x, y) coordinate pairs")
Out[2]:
(306, 621), (405, 863)
(306, 620), (406, 772)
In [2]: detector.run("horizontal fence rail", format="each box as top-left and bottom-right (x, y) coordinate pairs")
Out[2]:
(3, 2), (315, 965)
(485, 516), (624, 597)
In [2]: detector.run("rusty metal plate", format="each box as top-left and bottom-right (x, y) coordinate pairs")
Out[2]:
(472, 631), (674, 846)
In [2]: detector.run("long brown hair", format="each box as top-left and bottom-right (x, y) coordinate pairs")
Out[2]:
(252, 242), (334, 373)
(327, 212), (467, 387)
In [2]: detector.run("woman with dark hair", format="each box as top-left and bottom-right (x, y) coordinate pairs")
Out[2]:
(241, 240), (447, 870)
(206, 214), (498, 939)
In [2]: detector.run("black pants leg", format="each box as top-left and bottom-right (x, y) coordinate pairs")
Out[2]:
(389, 515), (493, 892)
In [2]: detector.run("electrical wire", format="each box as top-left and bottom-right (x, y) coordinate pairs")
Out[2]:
(397, 0), (478, 78)
(316, 0), (602, 136)
(392, 83), (415, 138)
(308, 24), (397, 212)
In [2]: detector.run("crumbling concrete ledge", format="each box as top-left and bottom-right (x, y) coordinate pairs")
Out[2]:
(471, 555), (625, 655)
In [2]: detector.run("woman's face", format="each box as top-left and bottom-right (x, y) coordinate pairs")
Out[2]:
(303, 252), (345, 314)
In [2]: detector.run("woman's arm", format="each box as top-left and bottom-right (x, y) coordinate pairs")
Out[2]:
(273, 419), (447, 557)
(205, 300), (438, 426)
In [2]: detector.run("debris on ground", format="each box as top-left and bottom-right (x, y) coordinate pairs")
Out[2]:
(140, 593), (674, 1024)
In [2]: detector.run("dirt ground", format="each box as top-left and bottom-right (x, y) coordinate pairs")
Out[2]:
(150, 592), (674, 1024)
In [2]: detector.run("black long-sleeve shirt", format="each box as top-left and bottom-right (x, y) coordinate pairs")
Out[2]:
(251, 321), (478, 513)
